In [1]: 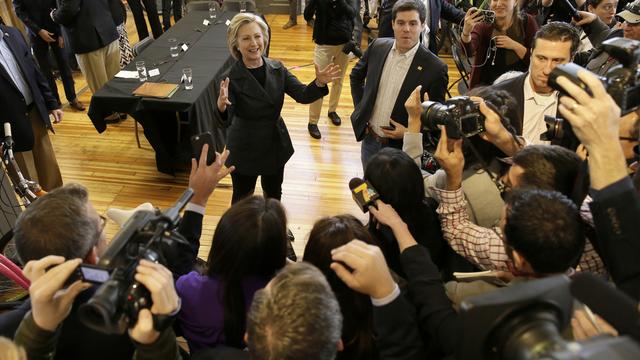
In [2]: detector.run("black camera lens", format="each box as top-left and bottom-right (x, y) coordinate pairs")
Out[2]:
(79, 279), (126, 334)
(420, 101), (451, 132)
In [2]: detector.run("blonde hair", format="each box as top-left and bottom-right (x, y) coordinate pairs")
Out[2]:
(227, 13), (269, 60)
(0, 337), (26, 360)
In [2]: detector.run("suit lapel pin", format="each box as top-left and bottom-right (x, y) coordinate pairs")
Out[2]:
(417, 66), (423, 71)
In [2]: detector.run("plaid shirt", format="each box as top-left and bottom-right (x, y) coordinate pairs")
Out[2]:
(432, 187), (606, 275)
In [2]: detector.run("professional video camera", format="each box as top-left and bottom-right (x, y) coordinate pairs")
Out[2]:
(458, 275), (640, 360)
(541, 37), (640, 150)
(77, 189), (194, 334)
(420, 96), (486, 139)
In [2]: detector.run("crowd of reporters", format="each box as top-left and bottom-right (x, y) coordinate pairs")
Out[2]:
(0, 0), (639, 358)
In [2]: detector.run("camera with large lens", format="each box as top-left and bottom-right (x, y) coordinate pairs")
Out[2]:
(420, 96), (486, 139)
(541, 37), (640, 149)
(458, 275), (640, 360)
(77, 189), (194, 334)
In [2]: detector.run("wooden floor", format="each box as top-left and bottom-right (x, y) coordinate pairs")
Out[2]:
(49, 13), (461, 259)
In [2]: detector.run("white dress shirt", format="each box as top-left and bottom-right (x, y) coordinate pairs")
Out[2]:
(0, 29), (33, 105)
(421, 0), (431, 48)
(369, 41), (420, 137)
(522, 73), (556, 145)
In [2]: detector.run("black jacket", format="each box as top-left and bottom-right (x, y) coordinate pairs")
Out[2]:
(51, 0), (119, 54)
(350, 38), (448, 144)
(304, 0), (356, 45)
(12, 0), (61, 38)
(0, 25), (58, 152)
(589, 177), (640, 301)
(220, 57), (328, 175)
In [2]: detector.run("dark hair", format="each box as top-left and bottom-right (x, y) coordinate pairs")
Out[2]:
(247, 262), (342, 360)
(14, 184), (100, 263)
(532, 22), (581, 58)
(463, 87), (522, 167)
(512, 145), (581, 198)
(504, 189), (585, 273)
(586, 0), (606, 8)
(206, 196), (288, 348)
(303, 215), (377, 360)
(392, 0), (427, 24)
(364, 148), (444, 274)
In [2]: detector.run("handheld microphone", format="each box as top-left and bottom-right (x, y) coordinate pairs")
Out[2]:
(348, 177), (380, 213)
(3, 123), (14, 150)
(570, 272), (640, 341)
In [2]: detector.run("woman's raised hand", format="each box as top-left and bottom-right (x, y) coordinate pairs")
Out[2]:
(217, 77), (231, 112)
(462, 8), (484, 37)
(314, 63), (342, 87)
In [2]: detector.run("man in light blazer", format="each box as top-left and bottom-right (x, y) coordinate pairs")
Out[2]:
(350, 0), (448, 168)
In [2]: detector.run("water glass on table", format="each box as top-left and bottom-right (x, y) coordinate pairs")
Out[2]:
(183, 68), (193, 90)
(169, 38), (179, 58)
(209, 1), (218, 18)
(135, 61), (147, 82)
(239, 0), (247, 12)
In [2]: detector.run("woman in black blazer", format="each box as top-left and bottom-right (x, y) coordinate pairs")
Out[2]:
(218, 13), (340, 203)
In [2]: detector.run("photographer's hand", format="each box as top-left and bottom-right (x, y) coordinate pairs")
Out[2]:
(23, 256), (91, 332)
(330, 240), (397, 300)
(462, 8), (483, 43)
(556, 70), (627, 190)
(472, 97), (522, 156)
(189, 144), (235, 207)
(434, 127), (465, 191)
(129, 260), (179, 345)
(404, 85), (427, 134)
(369, 200), (418, 253)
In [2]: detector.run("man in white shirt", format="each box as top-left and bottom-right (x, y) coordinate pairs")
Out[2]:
(350, 0), (448, 169)
(492, 22), (581, 145)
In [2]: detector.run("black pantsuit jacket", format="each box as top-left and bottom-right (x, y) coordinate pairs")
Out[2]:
(350, 38), (448, 145)
(221, 57), (328, 176)
(0, 25), (58, 152)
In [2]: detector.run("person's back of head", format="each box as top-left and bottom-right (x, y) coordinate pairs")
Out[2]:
(503, 189), (585, 274)
(511, 145), (581, 198)
(304, 215), (376, 359)
(247, 262), (342, 360)
(14, 184), (101, 263)
(207, 195), (288, 347)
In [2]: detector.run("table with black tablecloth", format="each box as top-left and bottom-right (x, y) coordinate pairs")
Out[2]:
(88, 10), (236, 174)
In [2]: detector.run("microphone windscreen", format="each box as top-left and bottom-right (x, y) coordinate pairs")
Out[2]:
(571, 272), (640, 340)
(349, 177), (365, 190)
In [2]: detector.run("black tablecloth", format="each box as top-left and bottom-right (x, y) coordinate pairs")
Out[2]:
(88, 10), (236, 174)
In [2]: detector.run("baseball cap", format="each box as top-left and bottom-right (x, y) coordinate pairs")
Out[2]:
(617, 0), (640, 24)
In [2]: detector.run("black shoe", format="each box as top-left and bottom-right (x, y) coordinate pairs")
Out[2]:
(306, 19), (314, 27)
(308, 123), (321, 139)
(328, 112), (341, 126)
(104, 112), (123, 124)
(283, 20), (297, 29)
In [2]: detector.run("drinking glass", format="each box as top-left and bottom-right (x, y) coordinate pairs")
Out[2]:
(209, 1), (218, 18)
(169, 38), (179, 58)
(239, 0), (247, 12)
(183, 68), (193, 90)
(135, 61), (147, 82)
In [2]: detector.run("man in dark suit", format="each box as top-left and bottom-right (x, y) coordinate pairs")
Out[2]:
(51, 0), (120, 96)
(0, 149), (231, 358)
(350, 0), (447, 168)
(0, 23), (63, 191)
(378, 0), (465, 54)
(491, 22), (580, 143)
(12, 0), (84, 111)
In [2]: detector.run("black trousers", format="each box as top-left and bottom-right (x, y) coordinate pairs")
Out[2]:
(162, 0), (183, 30)
(231, 168), (285, 204)
(288, 0), (297, 21)
(128, 0), (163, 39)
(30, 35), (76, 104)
